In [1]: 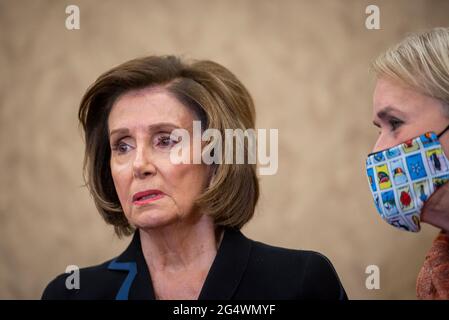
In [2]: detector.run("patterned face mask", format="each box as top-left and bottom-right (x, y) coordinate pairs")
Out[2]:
(366, 124), (449, 232)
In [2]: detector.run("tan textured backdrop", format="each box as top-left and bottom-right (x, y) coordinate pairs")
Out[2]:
(1, 0), (449, 299)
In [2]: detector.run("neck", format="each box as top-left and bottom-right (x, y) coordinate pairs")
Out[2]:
(139, 214), (223, 273)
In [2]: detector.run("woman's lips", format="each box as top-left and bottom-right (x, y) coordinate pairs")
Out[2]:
(132, 189), (164, 204)
(133, 193), (164, 206)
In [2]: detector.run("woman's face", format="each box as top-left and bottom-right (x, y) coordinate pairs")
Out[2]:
(372, 77), (449, 154)
(108, 87), (211, 230)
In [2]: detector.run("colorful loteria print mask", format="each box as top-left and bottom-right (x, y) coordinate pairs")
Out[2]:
(366, 125), (449, 232)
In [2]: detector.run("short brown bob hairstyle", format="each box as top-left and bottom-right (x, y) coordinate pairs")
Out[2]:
(78, 55), (259, 237)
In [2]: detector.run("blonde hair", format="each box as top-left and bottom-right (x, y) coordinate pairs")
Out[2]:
(372, 27), (449, 116)
(78, 56), (259, 237)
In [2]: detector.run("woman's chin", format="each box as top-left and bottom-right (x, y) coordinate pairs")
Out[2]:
(130, 209), (175, 230)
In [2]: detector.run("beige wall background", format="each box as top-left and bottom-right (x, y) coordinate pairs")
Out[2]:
(1, 0), (449, 299)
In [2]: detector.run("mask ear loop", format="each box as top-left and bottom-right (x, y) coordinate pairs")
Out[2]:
(437, 123), (449, 138)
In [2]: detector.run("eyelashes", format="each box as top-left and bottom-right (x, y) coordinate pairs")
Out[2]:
(110, 133), (179, 155)
(388, 117), (404, 131)
(111, 141), (131, 154)
(156, 135), (178, 148)
(374, 117), (404, 134)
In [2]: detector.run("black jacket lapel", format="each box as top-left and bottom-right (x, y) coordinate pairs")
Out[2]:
(198, 228), (252, 299)
(107, 231), (155, 300)
(107, 227), (252, 300)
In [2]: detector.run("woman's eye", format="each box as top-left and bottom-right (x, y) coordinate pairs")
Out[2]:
(389, 118), (403, 131)
(112, 142), (131, 154)
(155, 135), (177, 148)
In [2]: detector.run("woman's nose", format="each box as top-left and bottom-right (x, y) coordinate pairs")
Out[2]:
(132, 145), (156, 179)
(372, 137), (384, 154)
(372, 133), (396, 153)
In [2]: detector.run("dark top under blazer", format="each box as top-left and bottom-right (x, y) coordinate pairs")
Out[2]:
(42, 228), (347, 300)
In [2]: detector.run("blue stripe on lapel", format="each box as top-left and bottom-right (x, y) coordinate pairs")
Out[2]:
(108, 259), (137, 300)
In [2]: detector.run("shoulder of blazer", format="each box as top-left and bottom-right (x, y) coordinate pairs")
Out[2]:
(244, 240), (348, 300)
(41, 258), (126, 300)
(41, 231), (146, 300)
(299, 250), (348, 300)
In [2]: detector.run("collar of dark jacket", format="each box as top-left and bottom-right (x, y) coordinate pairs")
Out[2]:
(107, 227), (252, 300)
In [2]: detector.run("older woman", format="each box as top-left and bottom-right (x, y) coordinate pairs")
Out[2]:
(367, 27), (449, 299)
(42, 55), (346, 300)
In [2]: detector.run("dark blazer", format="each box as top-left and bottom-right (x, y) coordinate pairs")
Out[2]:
(42, 228), (347, 300)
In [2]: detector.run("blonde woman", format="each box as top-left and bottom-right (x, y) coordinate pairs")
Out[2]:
(367, 28), (449, 299)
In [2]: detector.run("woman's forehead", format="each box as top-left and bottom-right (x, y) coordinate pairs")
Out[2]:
(373, 78), (440, 117)
(108, 89), (197, 132)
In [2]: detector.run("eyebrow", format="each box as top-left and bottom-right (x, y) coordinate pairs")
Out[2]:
(376, 105), (406, 120)
(373, 105), (407, 127)
(109, 122), (181, 139)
